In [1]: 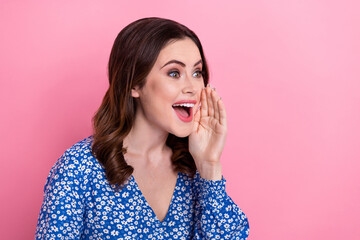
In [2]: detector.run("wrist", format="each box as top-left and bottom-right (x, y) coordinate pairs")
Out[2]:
(197, 162), (222, 181)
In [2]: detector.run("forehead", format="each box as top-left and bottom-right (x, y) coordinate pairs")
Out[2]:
(155, 38), (202, 66)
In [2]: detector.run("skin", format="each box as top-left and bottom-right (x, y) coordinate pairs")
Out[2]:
(123, 37), (227, 221)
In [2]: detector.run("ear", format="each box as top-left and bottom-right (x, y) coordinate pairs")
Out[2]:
(131, 86), (140, 98)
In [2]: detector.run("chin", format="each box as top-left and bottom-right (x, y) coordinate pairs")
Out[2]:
(170, 126), (193, 138)
(172, 132), (191, 138)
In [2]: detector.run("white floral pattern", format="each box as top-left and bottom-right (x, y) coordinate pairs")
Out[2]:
(35, 136), (249, 239)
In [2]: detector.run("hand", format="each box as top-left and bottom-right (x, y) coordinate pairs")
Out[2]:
(189, 84), (227, 180)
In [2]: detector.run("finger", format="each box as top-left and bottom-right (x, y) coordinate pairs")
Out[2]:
(193, 104), (201, 132)
(206, 84), (214, 117)
(200, 87), (208, 118)
(217, 97), (227, 126)
(211, 88), (220, 121)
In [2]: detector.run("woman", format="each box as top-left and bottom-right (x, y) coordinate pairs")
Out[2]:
(35, 17), (249, 239)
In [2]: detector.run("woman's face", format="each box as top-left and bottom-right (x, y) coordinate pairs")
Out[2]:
(132, 37), (205, 137)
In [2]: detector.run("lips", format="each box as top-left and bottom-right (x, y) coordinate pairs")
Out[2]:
(173, 100), (197, 105)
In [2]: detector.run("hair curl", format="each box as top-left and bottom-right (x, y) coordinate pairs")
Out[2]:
(92, 17), (209, 189)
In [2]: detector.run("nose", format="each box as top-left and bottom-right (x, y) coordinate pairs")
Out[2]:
(181, 73), (197, 95)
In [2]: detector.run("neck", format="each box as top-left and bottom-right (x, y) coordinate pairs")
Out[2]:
(123, 107), (170, 166)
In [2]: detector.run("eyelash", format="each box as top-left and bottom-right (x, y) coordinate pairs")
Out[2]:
(193, 70), (203, 78)
(168, 70), (180, 78)
(168, 70), (203, 78)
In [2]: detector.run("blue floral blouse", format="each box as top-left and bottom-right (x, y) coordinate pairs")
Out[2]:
(35, 136), (249, 239)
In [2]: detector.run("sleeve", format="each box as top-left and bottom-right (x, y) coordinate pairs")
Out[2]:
(193, 172), (250, 240)
(34, 150), (86, 240)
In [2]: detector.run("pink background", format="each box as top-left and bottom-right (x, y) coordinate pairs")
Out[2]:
(1, 1), (359, 239)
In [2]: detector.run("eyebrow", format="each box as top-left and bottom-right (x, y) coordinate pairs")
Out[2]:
(160, 59), (202, 69)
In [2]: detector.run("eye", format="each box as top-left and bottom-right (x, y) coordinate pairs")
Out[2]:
(193, 70), (203, 78)
(168, 70), (180, 78)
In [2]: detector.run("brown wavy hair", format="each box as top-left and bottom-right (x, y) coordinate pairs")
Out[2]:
(91, 17), (209, 189)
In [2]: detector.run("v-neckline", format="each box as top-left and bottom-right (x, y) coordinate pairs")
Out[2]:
(131, 172), (181, 224)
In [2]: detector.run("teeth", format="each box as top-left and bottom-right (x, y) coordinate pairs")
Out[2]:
(172, 103), (195, 108)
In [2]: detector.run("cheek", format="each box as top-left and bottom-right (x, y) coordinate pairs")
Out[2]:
(154, 83), (177, 99)
(196, 80), (205, 95)
(198, 80), (205, 89)
(149, 82), (177, 109)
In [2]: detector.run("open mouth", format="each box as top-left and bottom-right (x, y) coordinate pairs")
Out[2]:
(172, 105), (191, 117)
(172, 103), (195, 122)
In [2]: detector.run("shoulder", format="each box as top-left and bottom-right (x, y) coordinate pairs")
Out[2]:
(47, 136), (102, 182)
(63, 135), (94, 159)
